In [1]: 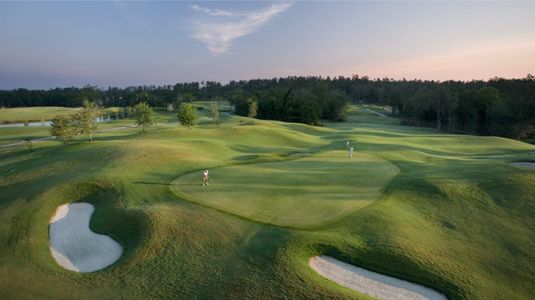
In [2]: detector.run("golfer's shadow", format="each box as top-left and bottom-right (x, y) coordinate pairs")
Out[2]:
(133, 181), (171, 186)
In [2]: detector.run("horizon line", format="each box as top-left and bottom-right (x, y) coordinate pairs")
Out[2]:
(3, 73), (534, 91)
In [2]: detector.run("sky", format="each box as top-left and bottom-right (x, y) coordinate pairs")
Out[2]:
(0, 1), (534, 89)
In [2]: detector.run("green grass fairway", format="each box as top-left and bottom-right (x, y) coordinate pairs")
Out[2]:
(0, 126), (51, 145)
(1, 103), (534, 299)
(171, 151), (399, 227)
(0, 107), (78, 123)
(0, 106), (124, 123)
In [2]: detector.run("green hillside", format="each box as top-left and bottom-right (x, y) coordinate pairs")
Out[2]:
(0, 104), (533, 299)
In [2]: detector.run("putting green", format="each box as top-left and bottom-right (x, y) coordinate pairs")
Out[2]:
(171, 150), (399, 227)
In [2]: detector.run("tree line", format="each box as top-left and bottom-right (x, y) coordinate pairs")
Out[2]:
(1, 75), (534, 139)
(387, 76), (535, 139)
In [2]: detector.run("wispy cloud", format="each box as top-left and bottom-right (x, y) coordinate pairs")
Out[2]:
(191, 4), (233, 17)
(190, 2), (293, 55)
(115, 2), (151, 31)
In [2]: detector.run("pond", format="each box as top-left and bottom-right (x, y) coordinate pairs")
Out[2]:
(0, 116), (118, 128)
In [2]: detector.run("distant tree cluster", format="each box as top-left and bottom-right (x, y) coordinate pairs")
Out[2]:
(49, 100), (101, 143)
(386, 76), (535, 139)
(228, 84), (347, 125)
(2, 75), (534, 139)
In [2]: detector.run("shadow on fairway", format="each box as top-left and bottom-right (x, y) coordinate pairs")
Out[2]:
(133, 181), (172, 186)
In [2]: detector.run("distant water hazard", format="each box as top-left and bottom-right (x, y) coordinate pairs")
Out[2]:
(49, 203), (123, 273)
(509, 162), (535, 170)
(0, 121), (52, 127)
(0, 116), (117, 128)
(309, 256), (447, 300)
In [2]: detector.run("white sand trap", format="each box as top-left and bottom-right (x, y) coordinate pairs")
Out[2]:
(509, 162), (535, 170)
(49, 202), (123, 272)
(309, 256), (447, 300)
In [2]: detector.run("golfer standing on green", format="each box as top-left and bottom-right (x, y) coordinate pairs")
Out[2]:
(202, 170), (209, 186)
(349, 146), (354, 159)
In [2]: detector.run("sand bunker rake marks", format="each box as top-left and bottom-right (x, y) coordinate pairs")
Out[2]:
(49, 202), (123, 273)
(309, 256), (447, 300)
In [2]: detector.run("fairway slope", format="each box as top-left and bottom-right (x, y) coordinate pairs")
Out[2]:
(309, 256), (447, 300)
(49, 202), (123, 272)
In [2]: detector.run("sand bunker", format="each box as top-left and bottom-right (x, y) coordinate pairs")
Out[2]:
(49, 202), (123, 272)
(509, 162), (535, 170)
(309, 256), (447, 300)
